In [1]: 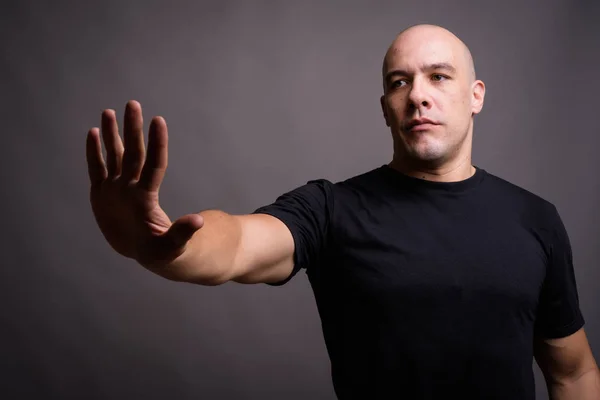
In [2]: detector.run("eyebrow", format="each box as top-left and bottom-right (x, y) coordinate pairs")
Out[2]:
(384, 62), (457, 84)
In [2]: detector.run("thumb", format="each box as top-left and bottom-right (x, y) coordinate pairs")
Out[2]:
(164, 213), (204, 249)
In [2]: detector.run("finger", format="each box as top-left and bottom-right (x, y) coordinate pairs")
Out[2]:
(121, 100), (146, 182)
(162, 214), (204, 250)
(138, 116), (168, 192)
(86, 128), (108, 185)
(101, 109), (124, 178)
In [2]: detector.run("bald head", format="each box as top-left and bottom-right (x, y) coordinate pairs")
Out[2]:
(379, 23), (486, 170)
(382, 24), (476, 87)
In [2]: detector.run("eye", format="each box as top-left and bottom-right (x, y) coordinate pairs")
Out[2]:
(432, 74), (447, 82)
(390, 79), (407, 89)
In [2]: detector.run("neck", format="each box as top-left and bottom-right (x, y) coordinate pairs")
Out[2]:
(388, 154), (475, 183)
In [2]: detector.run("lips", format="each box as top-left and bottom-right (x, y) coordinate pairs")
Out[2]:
(410, 123), (436, 131)
(406, 118), (439, 131)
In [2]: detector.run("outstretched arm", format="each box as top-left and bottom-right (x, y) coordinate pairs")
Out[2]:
(86, 101), (294, 285)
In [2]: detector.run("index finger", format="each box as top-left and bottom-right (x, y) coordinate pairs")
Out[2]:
(138, 116), (168, 192)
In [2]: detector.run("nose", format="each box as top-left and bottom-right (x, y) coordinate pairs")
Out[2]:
(407, 77), (432, 111)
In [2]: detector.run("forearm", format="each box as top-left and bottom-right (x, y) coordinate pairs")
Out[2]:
(548, 367), (600, 400)
(147, 209), (242, 285)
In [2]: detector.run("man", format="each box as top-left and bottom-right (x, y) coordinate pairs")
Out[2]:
(86, 24), (599, 399)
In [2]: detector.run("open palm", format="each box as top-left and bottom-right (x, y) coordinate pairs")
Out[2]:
(86, 101), (203, 267)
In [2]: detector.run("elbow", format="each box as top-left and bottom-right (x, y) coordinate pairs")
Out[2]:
(145, 262), (233, 286)
(188, 273), (231, 286)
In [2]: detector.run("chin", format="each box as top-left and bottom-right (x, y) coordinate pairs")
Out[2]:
(408, 141), (448, 162)
(411, 153), (447, 164)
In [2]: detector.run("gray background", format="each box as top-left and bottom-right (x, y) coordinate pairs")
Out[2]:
(1, 1), (598, 399)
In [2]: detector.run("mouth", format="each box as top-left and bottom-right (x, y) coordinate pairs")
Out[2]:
(405, 117), (439, 132)
(409, 122), (437, 132)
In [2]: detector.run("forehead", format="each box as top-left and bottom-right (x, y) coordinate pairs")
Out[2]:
(384, 33), (465, 75)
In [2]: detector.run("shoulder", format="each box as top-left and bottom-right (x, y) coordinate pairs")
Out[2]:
(253, 167), (385, 216)
(277, 165), (390, 201)
(482, 170), (556, 210)
(481, 169), (562, 229)
(331, 165), (391, 194)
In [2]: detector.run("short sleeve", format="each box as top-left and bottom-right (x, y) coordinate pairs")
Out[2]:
(252, 179), (334, 286)
(534, 206), (585, 339)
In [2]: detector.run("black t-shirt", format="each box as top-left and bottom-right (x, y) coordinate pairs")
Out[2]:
(253, 165), (585, 399)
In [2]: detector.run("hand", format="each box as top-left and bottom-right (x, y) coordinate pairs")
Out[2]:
(86, 101), (204, 268)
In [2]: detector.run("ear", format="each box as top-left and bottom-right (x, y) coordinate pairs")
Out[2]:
(380, 95), (391, 127)
(471, 80), (486, 115)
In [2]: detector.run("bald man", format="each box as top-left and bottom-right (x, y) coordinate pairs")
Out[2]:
(86, 24), (599, 399)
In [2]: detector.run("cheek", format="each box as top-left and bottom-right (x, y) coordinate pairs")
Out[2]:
(387, 96), (406, 115)
(443, 92), (470, 117)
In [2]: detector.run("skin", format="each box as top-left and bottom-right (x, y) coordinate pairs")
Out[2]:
(86, 103), (294, 285)
(380, 24), (485, 182)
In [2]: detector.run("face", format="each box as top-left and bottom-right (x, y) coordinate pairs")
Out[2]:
(380, 27), (485, 165)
